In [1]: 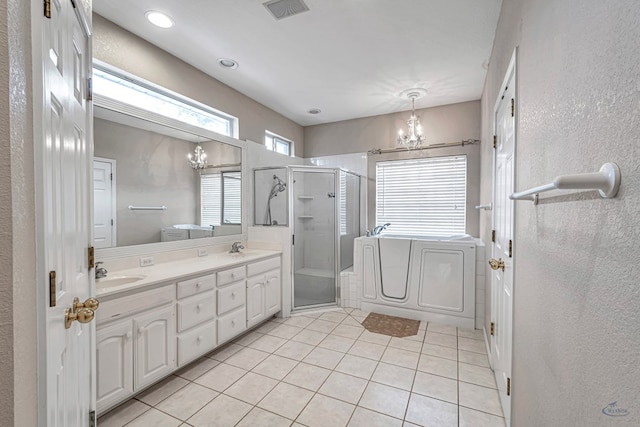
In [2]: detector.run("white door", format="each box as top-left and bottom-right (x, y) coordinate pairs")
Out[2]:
(93, 158), (116, 248)
(41, 0), (94, 426)
(490, 54), (516, 425)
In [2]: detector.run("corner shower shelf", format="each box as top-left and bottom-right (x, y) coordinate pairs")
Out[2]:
(297, 196), (315, 200)
(297, 215), (314, 219)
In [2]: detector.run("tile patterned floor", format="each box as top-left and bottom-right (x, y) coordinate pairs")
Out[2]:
(98, 308), (506, 427)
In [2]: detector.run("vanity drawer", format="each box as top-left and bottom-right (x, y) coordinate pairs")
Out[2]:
(217, 266), (246, 286)
(217, 281), (246, 315)
(218, 307), (246, 344)
(177, 274), (216, 299)
(98, 285), (174, 325)
(177, 291), (216, 332)
(247, 257), (281, 277)
(177, 321), (217, 366)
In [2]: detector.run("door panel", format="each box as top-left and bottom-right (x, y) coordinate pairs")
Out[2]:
(247, 275), (266, 327)
(134, 306), (175, 390)
(491, 58), (516, 425)
(42, 1), (93, 425)
(265, 270), (281, 315)
(93, 160), (114, 248)
(96, 321), (133, 413)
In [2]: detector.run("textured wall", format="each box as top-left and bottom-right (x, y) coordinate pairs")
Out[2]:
(0, 1), (14, 424)
(481, 0), (640, 425)
(92, 14), (305, 157)
(5, 0), (39, 425)
(304, 100), (480, 157)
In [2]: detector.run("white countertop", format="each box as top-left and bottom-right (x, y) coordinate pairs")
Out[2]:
(97, 249), (281, 298)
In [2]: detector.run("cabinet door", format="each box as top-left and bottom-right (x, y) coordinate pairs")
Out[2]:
(134, 305), (175, 390)
(96, 320), (133, 414)
(246, 275), (266, 328)
(265, 269), (282, 317)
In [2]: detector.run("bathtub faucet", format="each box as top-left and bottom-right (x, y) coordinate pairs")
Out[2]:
(371, 223), (391, 236)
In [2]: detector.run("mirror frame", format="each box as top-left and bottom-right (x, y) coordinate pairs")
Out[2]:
(93, 94), (248, 261)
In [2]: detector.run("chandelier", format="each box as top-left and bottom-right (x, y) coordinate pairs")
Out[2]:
(188, 144), (208, 171)
(396, 91), (426, 149)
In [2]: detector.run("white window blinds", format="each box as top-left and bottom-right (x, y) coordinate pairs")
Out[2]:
(222, 172), (241, 224)
(376, 155), (467, 236)
(201, 174), (221, 227)
(201, 172), (242, 227)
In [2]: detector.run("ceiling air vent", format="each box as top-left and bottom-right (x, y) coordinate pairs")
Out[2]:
(263, 0), (309, 20)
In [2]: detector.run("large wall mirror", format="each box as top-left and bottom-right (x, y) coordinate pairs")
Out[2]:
(93, 104), (245, 254)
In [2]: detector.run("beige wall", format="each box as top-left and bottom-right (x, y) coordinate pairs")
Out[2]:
(305, 100), (482, 236)
(0, 1), (14, 423)
(304, 100), (480, 157)
(92, 14), (305, 157)
(2, 0), (53, 425)
(481, 0), (640, 425)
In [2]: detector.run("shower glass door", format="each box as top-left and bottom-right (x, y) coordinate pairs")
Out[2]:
(292, 168), (338, 309)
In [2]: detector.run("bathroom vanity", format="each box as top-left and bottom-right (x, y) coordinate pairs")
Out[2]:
(95, 249), (282, 414)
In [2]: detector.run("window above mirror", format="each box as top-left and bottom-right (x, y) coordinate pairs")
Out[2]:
(93, 64), (238, 137)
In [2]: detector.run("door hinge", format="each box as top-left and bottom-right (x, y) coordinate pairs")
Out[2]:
(511, 98), (515, 117)
(110, 172), (113, 181)
(491, 230), (496, 243)
(508, 240), (513, 258)
(70, 0), (76, 8)
(86, 77), (93, 101)
(507, 377), (511, 396)
(111, 219), (114, 226)
(88, 246), (95, 270)
(49, 271), (56, 307)
(493, 135), (497, 149)
(89, 410), (95, 427)
(44, 0), (51, 18)
(490, 322), (495, 336)
(292, 234), (295, 245)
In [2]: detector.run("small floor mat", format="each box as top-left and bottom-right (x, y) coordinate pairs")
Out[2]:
(362, 312), (420, 338)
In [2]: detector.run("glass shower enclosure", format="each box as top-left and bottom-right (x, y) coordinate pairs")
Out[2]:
(253, 166), (362, 311)
(291, 167), (338, 308)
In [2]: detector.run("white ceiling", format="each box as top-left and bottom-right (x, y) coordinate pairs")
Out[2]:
(93, 0), (502, 126)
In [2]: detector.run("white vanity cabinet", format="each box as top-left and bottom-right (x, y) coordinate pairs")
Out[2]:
(176, 274), (217, 366)
(96, 285), (175, 413)
(217, 266), (247, 344)
(96, 252), (282, 415)
(247, 257), (282, 328)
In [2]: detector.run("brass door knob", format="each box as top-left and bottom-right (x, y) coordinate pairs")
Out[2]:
(65, 307), (95, 329)
(65, 296), (99, 329)
(489, 258), (505, 272)
(74, 297), (100, 311)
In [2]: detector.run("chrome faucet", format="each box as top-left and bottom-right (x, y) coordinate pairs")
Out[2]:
(95, 262), (108, 279)
(371, 223), (391, 236)
(230, 241), (245, 253)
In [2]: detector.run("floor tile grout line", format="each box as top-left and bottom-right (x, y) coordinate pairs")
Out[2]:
(103, 314), (501, 426)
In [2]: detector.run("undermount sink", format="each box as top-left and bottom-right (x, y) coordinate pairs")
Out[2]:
(97, 275), (146, 288)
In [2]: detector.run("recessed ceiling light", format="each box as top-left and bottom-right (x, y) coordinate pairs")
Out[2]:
(308, 108), (322, 114)
(146, 11), (174, 29)
(218, 58), (239, 69)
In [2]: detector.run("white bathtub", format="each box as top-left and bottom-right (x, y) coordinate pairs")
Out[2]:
(354, 234), (477, 328)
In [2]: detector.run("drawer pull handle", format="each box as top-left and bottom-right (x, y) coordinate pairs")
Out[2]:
(125, 332), (132, 340)
(197, 336), (202, 344)
(138, 327), (145, 336)
(231, 292), (236, 299)
(231, 320), (236, 327)
(196, 304), (202, 313)
(195, 283), (201, 288)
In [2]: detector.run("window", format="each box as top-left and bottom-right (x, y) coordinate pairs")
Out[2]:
(93, 65), (237, 137)
(376, 155), (467, 236)
(200, 171), (242, 227)
(265, 131), (293, 156)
